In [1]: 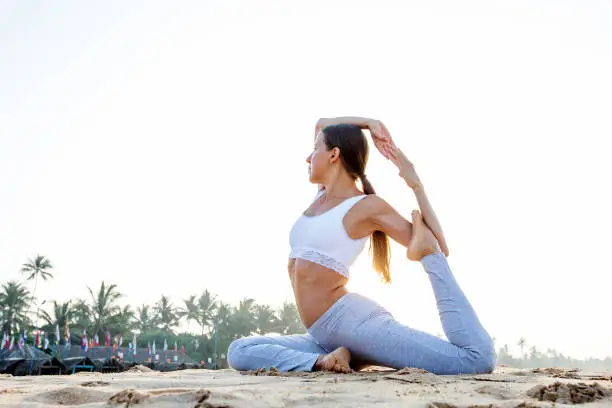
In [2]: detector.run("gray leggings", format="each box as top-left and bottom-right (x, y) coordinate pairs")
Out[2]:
(227, 252), (496, 374)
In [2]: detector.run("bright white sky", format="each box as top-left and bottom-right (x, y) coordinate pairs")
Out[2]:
(1, 0), (611, 359)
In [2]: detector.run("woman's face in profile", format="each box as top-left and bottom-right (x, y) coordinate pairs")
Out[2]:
(306, 132), (330, 183)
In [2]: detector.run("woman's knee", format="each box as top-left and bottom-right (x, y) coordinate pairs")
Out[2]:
(468, 346), (497, 374)
(227, 337), (253, 370)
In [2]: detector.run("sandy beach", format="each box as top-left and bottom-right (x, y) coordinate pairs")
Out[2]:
(0, 365), (610, 407)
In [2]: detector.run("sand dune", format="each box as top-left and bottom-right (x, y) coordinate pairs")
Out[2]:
(0, 366), (610, 407)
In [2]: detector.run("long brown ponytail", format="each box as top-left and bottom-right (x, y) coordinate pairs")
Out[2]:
(359, 174), (391, 283)
(323, 124), (391, 284)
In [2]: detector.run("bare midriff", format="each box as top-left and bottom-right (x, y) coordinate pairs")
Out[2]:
(288, 257), (349, 329)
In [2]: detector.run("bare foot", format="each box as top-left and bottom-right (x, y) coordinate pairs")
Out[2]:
(407, 210), (441, 261)
(314, 347), (353, 374)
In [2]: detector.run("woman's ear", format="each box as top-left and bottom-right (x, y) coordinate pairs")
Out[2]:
(329, 147), (341, 163)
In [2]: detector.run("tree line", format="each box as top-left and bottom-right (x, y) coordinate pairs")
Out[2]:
(493, 336), (612, 371)
(2, 255), (611, 371)
(0, 255), (304, 367)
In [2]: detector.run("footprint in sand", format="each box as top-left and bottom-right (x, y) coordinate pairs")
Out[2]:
(108, 388), (237, 407)
(108, 389), (150, 405)
(0, 388), (25, 394)
(527, 381), (611, 404)
(80, 380), (110, 387)
(37, 386), (112, 405)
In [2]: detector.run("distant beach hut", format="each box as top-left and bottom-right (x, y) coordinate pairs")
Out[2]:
(0, 344), (51, 376)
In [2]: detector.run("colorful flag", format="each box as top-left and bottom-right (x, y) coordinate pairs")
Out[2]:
(35, 329), (40, 348)
(119, 332), (123, 347)
(44, 333), (49, 350)
(55, 324), (60, 345)
(94, 334), (99, 347)
(174, 341), (178, 352)
(18, 333), (24, 350)
(180, 345), (185, 357)
(1, 331), (7, 350)
(132, 333), (137, 356)
(163, 338), (168, 351)
(194, 338), (199, 350)
(8, 336), (14, 351)
(105, 329), (111, 347)
(64, 322), (70, 344)
(147, 342), (151, 357)
(65, 324), (72, 350)
(22, 328), (27, 345)
(81, 329), (88, 352)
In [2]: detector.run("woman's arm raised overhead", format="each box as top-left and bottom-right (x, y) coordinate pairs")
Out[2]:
(386, 147), (449, 257)
(368, 120), (450, 256)
(315, 117), (373, 133)
(315, 117), (395, 160)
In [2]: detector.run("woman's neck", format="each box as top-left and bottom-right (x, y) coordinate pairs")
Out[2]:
(322, 173), (361, 200)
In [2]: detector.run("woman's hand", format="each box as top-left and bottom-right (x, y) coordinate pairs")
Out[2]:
(388, 145), (449, 256)
(387, 145), (422, 190)
(314, 117), (397, 160)
(367, 120), (397, 160)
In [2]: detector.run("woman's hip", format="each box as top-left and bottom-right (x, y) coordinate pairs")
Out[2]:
(307, 292), (391, 349)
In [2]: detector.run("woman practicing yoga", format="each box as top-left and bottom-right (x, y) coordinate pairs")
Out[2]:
(227, 117), (496, 375)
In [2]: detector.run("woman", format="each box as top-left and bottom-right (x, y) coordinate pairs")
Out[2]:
(227, 117), (495, 375)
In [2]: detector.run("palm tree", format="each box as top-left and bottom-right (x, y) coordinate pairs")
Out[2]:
(154, 295), (180, 333)
(0, 281), (30, 334)
(134, 304), (156, 333)
(254, 304), (279, 335)
(112, 305), (135, 335)
(40, 301), (73, 332)
(20, 255), (53, 310)
(70, 298), (92, 330)
(529, 345), (539, 360)
(498, 344), (510, 358)
(228, 298), (256, 338)
(87, 281), (122, 337)
(181, 295), (199, 332)
(196, 290), (218, 335)
(275, 302), (305, 335)
(518, 337), (527, 357)
(212, 301), (233, 338)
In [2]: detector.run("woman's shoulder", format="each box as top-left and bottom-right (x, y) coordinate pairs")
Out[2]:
(360, 193), (389, 207)
(344, 194), (396, 237)
(353, 194), (394, 218)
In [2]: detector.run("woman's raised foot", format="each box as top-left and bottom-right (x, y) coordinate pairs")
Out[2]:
(407, 210), (441, 261)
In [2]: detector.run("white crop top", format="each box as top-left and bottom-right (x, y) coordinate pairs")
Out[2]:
(289, 191), (369, 277)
